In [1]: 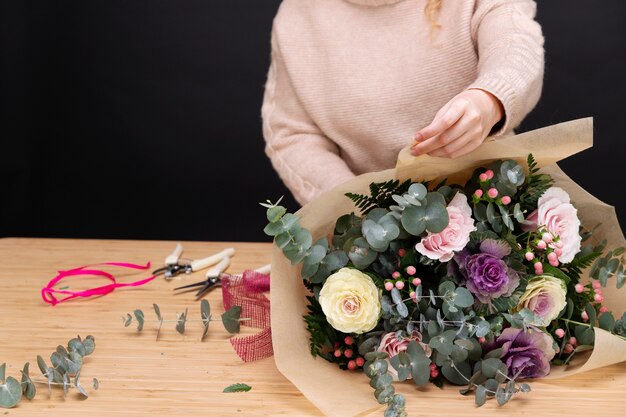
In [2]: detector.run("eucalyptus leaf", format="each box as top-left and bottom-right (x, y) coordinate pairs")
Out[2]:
(513, 203), (525, 222)
(574, 325), (595, 346)
(201, 299), (211, 325)
(401, 205), (427, 236)
(68, 338), (86, 357)
(153, 303), (162, 321)
(481, 358), (504, 378)
(442, 360), (470, 385)
(598, 311), (615, 331)
(65, 352), (83, 375)
(123, 313), (133, 327)
(176, 308), (188, 334)
(75, 382), (89, 398)
(50, 352), (68, 373)
(92, 378), (99, 390)
(0, 377), (22, 408)
(475, 385), (487, 406)
(453, 287), (474, 308)
(266, 205), (286, 223)
(222, 306), (243, 334)
(36, 355), (48, 376)
(0, 363), (4, 383)
(424, 202), (449, 233)
(20, 363), (36, 400)
(407, 183), (427, 200)
(134, 309), (145, 332)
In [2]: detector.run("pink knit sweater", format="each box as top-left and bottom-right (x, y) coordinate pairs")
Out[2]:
(262, 0), (544, 205)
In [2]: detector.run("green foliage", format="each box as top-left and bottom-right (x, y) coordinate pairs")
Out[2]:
(364, 357), (407, 417)
(123, 302), (243, 338)
(587, 244), (625, 288)
(303, 296), (338, 358)
(0, 335), (97, 408)
(345, 179), (412, 215)
(518, 154), (554, 212)
(222, 383), (252, 393)
(221, 306), (243, 334)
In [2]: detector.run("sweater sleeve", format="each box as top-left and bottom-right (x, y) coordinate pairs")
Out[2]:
(467, 0), (545, 135)
(261, 29), (356, 205)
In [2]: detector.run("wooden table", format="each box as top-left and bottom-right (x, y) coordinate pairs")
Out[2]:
(1, 238), (625, 417)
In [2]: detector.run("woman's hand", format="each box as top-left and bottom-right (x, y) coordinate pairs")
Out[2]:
(410, 89), (504, 158)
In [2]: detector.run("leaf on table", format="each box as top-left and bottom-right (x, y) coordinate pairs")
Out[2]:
(223, 383), (252, 393)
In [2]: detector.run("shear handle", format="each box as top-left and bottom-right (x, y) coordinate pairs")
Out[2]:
(190, 247), (235, 272)
(165, 243), (184, 266)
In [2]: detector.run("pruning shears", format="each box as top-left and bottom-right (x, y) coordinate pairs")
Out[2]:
(152, 243), (235, 280)
(173, 262), (272, 300)
(173, 256), (231, 299)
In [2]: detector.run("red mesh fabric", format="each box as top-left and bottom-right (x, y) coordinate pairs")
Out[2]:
(221, 270), (272, 362)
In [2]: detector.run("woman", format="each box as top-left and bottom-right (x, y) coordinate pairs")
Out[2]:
(262, 0), (544, 205)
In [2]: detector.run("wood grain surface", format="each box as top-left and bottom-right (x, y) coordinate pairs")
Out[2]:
(0, 238), (624, 417)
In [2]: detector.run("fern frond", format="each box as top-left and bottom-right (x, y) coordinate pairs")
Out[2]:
(345, 179), (412, 214)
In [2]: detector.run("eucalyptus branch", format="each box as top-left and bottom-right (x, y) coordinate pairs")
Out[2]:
(0, 335), (98, 408)
(122, 301), (245, 341)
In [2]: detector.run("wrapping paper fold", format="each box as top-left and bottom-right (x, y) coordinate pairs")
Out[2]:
(270, 118), (626, 417)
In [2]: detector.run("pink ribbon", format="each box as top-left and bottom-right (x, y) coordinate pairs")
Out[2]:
(41, 262), (156, 306)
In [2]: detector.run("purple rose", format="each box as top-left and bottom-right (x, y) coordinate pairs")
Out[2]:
(457, 239), (520, 303)
(490, 328), (556, 379)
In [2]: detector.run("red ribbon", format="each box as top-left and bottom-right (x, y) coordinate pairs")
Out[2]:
(221, 270), (273, 362)
(41, 262), (156, 306)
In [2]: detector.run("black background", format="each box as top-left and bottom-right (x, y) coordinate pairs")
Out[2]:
(1, 0), (625, 242)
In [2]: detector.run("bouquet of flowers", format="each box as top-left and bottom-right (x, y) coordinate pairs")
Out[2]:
(262, 119), (626, 417)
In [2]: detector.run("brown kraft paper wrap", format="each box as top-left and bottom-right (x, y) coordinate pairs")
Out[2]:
(270, 118), (626, 416)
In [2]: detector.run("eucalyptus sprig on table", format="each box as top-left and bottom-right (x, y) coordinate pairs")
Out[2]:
(122, 301), (244, 340)
(0, 335), (99, 408)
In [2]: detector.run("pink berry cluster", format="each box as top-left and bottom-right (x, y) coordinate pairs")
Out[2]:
(385, 249), (422, 300)
(524, 229), (564, 274)
(553, 329), (579, 354)
(575, 281), (608, 319)
(472, 169), (512, 206)
(333, 336), (365, 370)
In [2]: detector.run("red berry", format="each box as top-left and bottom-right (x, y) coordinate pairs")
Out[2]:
(334, 349), (342, 358)
(347, 360), (357, 370)
(355, 357), (365, 367)
(430, 369), (439, 378)
(344, 336), (354, 346)
(344, 349), (353, 359)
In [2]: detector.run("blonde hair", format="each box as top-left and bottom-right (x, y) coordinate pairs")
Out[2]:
(424, 0), (442, 29)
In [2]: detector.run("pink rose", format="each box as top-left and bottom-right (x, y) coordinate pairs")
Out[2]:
(415, 193), (476, 262)
(537, 187), (581, 263)
(377, 330), (431, 380)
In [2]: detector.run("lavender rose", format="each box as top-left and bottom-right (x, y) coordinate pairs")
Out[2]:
(490, 328), (556, 379)
(457, 239), (520, 303)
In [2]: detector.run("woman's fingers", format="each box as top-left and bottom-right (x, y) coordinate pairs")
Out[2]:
(413, 102), (464, 145)
(427, 129), (483, 158)
(411, 110), (471, 156)
(411, 89), (504, 158)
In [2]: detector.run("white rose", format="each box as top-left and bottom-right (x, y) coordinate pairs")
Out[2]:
(512, 275), (567, 327)
(318, 268), (381, 334)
